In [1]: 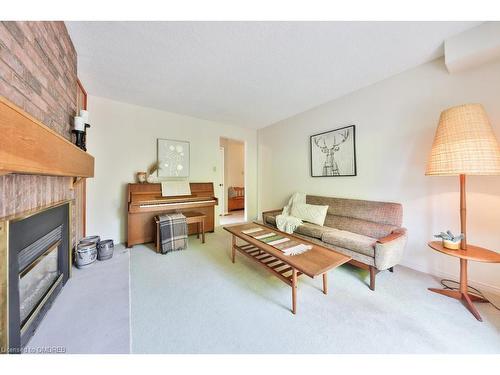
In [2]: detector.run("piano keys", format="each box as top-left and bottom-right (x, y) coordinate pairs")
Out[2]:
(127, 182), (218, 247)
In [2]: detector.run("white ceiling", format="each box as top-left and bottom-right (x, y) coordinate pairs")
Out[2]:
(66, 21), (481, 128)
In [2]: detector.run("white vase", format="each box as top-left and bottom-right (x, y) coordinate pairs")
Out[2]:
(147, 174), (158, 183)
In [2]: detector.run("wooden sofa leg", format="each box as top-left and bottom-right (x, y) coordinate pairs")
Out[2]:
(389, 267), (394, 273)
(369, 266), (376, 291)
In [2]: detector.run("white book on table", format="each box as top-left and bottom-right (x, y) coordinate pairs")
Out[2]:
(254, 232), (276, 240)
(242, 228), (264, 234)
(267, 237), (290, 246)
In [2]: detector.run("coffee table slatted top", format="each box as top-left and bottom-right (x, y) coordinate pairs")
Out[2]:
(223, 222), (350, 278)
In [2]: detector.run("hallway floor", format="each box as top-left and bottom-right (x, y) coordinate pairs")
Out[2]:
(219, 210), (245, 225)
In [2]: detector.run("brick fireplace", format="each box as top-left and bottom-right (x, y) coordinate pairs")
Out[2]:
(0, 22), (92, 353)
(0, 21), (78, 228)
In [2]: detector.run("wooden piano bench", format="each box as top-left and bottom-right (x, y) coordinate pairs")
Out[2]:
(155, 211), (206, 253)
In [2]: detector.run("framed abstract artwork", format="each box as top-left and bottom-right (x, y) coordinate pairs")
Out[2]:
(157, 139), (190, 178)
(310, 125), (356, 177)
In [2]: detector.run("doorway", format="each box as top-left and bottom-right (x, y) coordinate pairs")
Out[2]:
(219, 137), (246, 226)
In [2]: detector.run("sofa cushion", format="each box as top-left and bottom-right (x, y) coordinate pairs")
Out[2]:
(323, 214), (399, 239)
(321, 229), (377, 257)
(294, 222), (334, 239)
(290, 203), (329, 226)
(307, 195), (402, 227)
(264, 215), (332, 240)
(292, 231), (376, 266)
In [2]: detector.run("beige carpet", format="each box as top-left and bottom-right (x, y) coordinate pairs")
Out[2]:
(130, 228), (500, 354)
(28, 246), (130, 354)
(27, 228), (500, 354)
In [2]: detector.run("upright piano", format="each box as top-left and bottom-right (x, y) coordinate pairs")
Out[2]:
(127, 182), (218, 247)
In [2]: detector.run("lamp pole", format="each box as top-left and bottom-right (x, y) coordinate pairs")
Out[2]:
(459, 174), (467, 250)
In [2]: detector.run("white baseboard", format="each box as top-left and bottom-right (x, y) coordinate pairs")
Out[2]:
(401, 261), (500, 296)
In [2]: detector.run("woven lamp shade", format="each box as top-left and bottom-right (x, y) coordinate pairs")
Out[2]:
(426, 104), (500, 176)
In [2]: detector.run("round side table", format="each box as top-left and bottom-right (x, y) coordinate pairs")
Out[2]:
(428, 241), (500, 321)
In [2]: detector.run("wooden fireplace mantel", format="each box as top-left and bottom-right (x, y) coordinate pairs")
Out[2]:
(0, 96), (94, 178)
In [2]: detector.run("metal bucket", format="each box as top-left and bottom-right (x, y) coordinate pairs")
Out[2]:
(75, 242), (97, 268)
(98, 239), (114, 261)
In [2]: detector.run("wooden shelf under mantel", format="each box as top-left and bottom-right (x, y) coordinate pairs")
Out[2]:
(0, 96), (94, 178)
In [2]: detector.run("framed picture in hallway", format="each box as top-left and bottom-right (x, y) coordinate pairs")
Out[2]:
(157, 139), (190, 177)
(310, 125), (356, 177)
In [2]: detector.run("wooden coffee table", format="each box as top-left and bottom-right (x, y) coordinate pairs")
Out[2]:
(223, 222), (350, 314)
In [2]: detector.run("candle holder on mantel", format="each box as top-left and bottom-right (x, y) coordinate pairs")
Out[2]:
(73, 112), (90, 151)
(72, 124), (90, 151)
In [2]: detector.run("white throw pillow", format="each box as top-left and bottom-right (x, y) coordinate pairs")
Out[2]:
(290, 203), (329, 226)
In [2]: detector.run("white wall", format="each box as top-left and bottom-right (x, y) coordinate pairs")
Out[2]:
(86, 96), (258, 243)
(258, 58), (500, 292)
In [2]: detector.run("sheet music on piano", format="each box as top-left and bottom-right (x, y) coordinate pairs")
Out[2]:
(161, 180), (192, 197)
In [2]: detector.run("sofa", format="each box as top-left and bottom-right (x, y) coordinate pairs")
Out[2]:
(262, 195), (407, 290)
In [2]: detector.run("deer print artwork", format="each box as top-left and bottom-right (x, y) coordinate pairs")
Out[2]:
(310, 125), (356, 177)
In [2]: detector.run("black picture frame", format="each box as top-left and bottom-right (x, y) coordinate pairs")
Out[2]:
(310, 125), (357, 177)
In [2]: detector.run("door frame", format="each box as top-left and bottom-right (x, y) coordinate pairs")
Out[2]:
(219, 146), (227, 216)
(219, 137), (247, 224)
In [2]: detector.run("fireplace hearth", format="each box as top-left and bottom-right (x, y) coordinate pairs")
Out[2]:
(0, 201), (71, 353)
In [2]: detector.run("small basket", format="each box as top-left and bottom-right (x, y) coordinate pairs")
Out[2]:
(98, 239), (114, 260)
(443, 239), (460, 250)
(75, 242), (97, 268)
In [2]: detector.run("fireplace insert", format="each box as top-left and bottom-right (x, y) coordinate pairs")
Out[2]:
(0, 201), (70, 353)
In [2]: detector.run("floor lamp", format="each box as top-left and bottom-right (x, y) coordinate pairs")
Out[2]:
(425, 103), (500, 320)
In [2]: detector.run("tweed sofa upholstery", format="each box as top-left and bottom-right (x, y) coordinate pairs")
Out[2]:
(262, 195), (407, 271)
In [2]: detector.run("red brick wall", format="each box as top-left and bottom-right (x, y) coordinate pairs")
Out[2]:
(0, 22), (77, 234)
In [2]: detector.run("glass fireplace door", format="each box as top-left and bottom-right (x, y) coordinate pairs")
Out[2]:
(18, 242), (60, 326)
